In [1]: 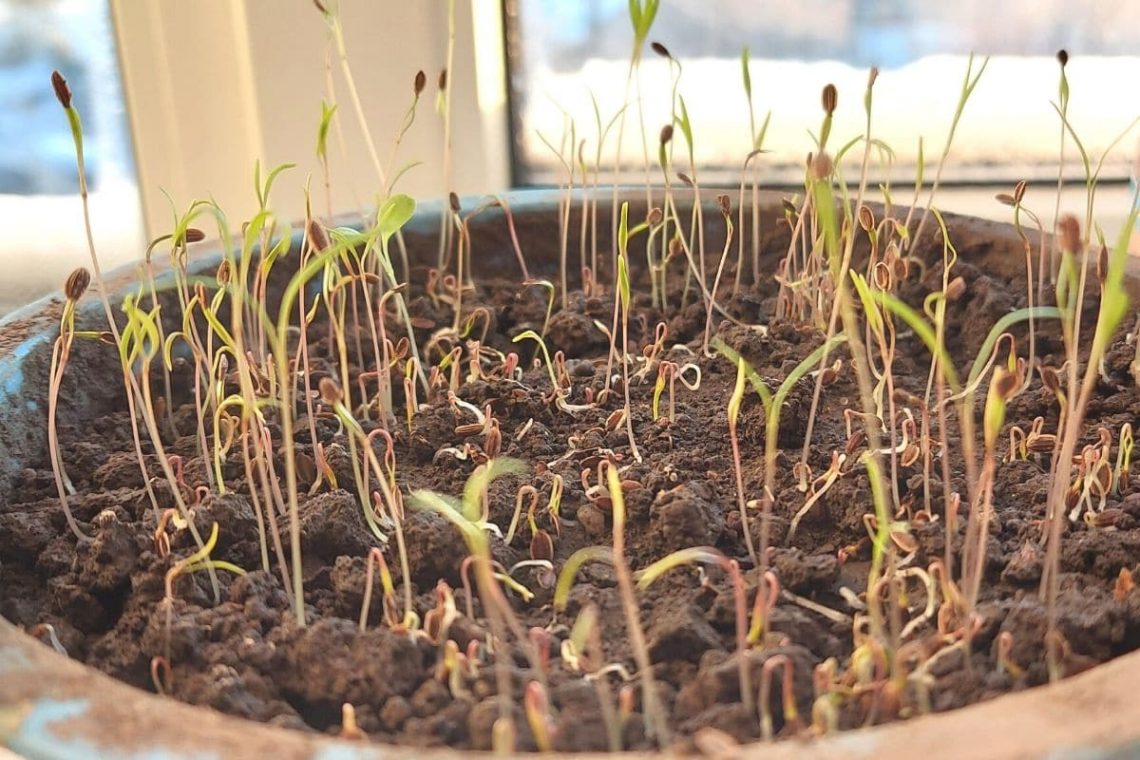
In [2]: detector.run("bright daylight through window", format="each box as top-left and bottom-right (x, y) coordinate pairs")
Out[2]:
(510, 0), (1140, 235)
(0, 0), (141, 314)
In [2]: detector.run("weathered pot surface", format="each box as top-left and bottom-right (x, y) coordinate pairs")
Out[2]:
(2, 189), (1138, 759)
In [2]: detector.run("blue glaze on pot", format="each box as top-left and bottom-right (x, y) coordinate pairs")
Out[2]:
(5, 698), (216, 760)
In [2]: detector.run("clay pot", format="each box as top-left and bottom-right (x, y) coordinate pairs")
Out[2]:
(2, 190), (1138, 759)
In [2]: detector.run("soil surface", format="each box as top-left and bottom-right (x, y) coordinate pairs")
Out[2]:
(3, 204), (1140, 751)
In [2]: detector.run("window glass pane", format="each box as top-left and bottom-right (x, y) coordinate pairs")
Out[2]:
(511, 0), (1140, 194)
(0, 0), (143, 315)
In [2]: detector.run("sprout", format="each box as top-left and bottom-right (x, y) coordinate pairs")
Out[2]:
(524, 682), (555, 752)
(637, 546), (753, 716)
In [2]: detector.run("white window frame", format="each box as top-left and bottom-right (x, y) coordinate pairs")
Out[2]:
(111, 0), (511, 240)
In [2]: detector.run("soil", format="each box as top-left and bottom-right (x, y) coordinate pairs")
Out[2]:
(3, 203), (1140, 752)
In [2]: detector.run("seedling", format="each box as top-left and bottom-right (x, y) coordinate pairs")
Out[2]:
(788, 451), (848, 542)
(535, 114), (577, 307)
(1050, 50), (1071, 280)
(650, 360), (701, 423)
(161, 523), (246, 683)
(726, 359), (757, 565)
(995, 181), (1047, 385)
(758, 654), (799, 741)
(614, 203), (651, 461)
(359, 547), (403, 632)
(1115, 423), (1133, 495)
(552, 461), (666, 743)
(608, 0), (660, 258)
(604, 461), (667, 744)
(994, 631), (1025, 681)
(1042, 204), (1137, 680)
(1114, 568), (1135, 602)
(908, 55), (989, 253)
(737, 46), (773, 290)
(339, 703), (366, 741)
(27, 623), (67, 656)
(524, 681), (556, 752)
(712, 333), (848, 571)
(563, 606), (624, 750)
(412, 459), (543, 741)
(704, 195), (737, 355)
(637, 547), (753, 716)
(512, 330), (560, 397)
(505, 485), (539, 546)
(48, 268), (99, 542)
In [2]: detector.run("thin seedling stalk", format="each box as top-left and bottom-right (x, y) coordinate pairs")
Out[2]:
(734, 149), (764, 296)
(704, 196), (736, 356)
(616, 203), (644, 462)
(437, 1), (457, 272)
(908, 55), (988, 254)
(608, 0), (660, 275)
(727, 360), (757, 566)
(923, 210), (963, 579)
(536, 116), (577, 309)
(1001, 186), (1043, 395)
(676, 132), (707, 310)
(48, 270), (94, 542)
(800, 72), (877, 479)
(317, 3), (389, 194)
(273, 233), (362, 625)
(238, 430), (272, 575)
(1050, 51), (1070, 284)
(588, 94), (625, 297)
(963, 367), (1016, 610)
(605, 462), (668, 745)
(737, 47), (771, 292)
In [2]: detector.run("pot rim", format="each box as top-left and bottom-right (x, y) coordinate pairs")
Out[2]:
(1, 188), (1136, 759)
(4, 614), (1138, 760)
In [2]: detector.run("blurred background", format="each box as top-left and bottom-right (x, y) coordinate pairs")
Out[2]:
(0, 0), (1137, 314)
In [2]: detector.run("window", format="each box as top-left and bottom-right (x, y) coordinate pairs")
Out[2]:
(507, 0), (1140, 238)
(0, 0), (143, 315)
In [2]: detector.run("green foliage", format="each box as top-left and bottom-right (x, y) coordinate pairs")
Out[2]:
(627, 0), (660, 61)
(411, 458), (525, 547)
(850, 272), (960, 393)
(1091, 204), (1139, 361)
(316, 100), (337, 161)
(378, 193), (416, 248)
(740, 46), (752, 100)
(636, 546), (726, 588)
(967, 307), (1062, 387)
(554, 546), (614, 612)
(712, 334), (847, 429)
(674, 95), (694, 164)
(254, 161), (295, 211)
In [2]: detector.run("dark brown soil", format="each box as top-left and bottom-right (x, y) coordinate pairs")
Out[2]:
(3, 204), (1140, 751)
